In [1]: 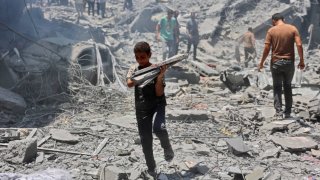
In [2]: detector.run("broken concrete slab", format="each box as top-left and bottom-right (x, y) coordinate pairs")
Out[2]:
(245, 167), (265, 180)
(0, 86), (26, 113)
(105, 115), (136, 130)
(167, 110), (209, 121)
(99, 165), (130, 180)
(189, 61), (219, 77)
(4, 138), (37, 164)
(0, 129), (20, 143)
(260, 120), (296, 133)
(50, 129), (79, 143)
(225, 137), (250, 155)
(165, 82), (181, 96)
(260, 147), (281, 159)
(311, 149), (320, 158)
(271, 136), (318, 152)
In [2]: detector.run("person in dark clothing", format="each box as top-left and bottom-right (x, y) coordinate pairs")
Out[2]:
(186, 12), (199, 60)
(96, 0), (106, 18)
(87, 0), (94, 16)
(173, 10), (180, 55)
(258, 13), (305, 119)
(123, 0), (133, 10)
(126, 42), (174, 179)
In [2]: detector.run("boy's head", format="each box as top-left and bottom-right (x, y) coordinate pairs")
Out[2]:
(272, 13), (284, 26)
(134, 41), (152, 67)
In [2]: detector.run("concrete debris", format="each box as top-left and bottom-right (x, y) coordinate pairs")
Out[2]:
(260, 147), (281, 159)
(167, 110), (209, 121)
(225, 137), (250, 155)
(271, 136), (318, 152)
(245, 167), (265, 180)
(0, 86), (26, 113)
(311, 149), (320, 158)
(50, 129), (79, 143)
(0, 168), (72, 180)
(99, 165), (129, 180)
(4, 138), (37, 164)
(0, 129), (20, 143)
(220, 71), (250, 93)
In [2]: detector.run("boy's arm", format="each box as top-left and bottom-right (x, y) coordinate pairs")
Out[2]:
(155, 65), (167, 96)
(126, 65), (136, 88)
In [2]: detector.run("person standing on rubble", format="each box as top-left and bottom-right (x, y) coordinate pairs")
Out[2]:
(186, 12), (200, 60)
(96, 0), (106, 18)
(258, 13), (305, 119)
(123, 0), (133, 11)
(74, 0), (84, 18)
(126, 42), (174, 179)
(87, 0), (95, 16)
(173, 10), (180, 55)
(156, 9), (178, 60)
(238, 27), (256, 67)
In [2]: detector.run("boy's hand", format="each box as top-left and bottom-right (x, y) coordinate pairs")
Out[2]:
(158, 65), (168, 78)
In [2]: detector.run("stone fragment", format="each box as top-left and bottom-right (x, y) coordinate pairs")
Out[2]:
(165, 82), (181, 96)
(245, 167), (264, 180)
(90, 125), (106, 132)
(311, 149), (320, 158)
(99, 165), (129, 180)
(0, 129), (20, 143)
(167, 110), (209, 121)
(271, 136), (318, 152)
(105, 115), (136, 130)
(292, 127), (311, 135)
(190, 61), (219, 76)
(196, 144), (211, 156)
(116, 149), (131, 156)
(261, 120), (295, 133)
(260, 147), (281, 159)
(0, 86), (27, 113)
(50, 129), (79, 143)
(36, 152), (44, 164)
(225, 137), (250, 155)
(4, 138), (37, 164)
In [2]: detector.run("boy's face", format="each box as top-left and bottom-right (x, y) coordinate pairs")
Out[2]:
(135, 52), (151, 67)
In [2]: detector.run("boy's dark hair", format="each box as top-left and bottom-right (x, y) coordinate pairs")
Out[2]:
(272, 13), (284, 21)
(134, 41), (151, 55)
(248, 27), (253, 32)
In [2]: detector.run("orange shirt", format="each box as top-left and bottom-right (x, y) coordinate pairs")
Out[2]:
(265, 24), (301, 62)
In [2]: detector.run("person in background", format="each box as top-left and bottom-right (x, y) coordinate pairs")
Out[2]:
(96, 0), (106, 18)
(239, 27), (256, 67)
(173, 10), (180, 55)
(126, 42), (174, 179)
(74, 0), (84, 18)
(186, 12), (199, 60)
(123, 0), (133, 11)
(87, 0), (95, 16)
(156, 9), (178, 60)
(258, 13), (305, 119)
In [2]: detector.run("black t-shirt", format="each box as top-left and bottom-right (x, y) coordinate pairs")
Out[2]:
(127, 64), (166, 110)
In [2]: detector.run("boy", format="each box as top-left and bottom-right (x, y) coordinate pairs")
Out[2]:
(126, 42), (174, 178)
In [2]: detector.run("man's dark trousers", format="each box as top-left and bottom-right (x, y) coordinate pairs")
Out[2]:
(271, 59), (295, 116)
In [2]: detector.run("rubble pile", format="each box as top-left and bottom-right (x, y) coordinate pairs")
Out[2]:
(0, 0), (319, 180)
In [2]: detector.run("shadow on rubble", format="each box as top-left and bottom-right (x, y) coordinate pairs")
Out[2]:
(0, 3), (113, 128)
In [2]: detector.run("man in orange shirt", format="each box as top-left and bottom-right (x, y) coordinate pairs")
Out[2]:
(258, 13), (305, 119)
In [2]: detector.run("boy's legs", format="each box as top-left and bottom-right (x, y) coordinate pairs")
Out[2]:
(136, 109), (156, 172)
(153, 104), (174, 161)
